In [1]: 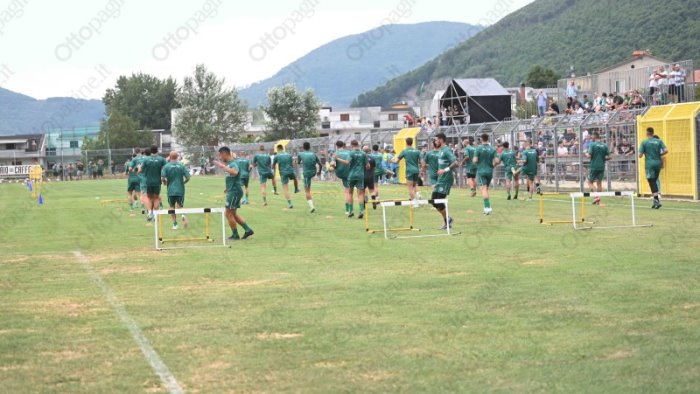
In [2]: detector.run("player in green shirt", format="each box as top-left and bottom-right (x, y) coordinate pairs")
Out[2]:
(138, 146), (167, 221)
(252, 145), (278, 206)
(585, 132), (612, 205)
(473, 134), (498, 215)
(161, 152), (191, 230)
(393, 137), (422, 200)
(297, 142), (322, 213)
(332, 141), (353, 216)
(515, 139), (540, 200)
(334, 140), (369, 219)
(422, 142), (440, 186)
(639, 127), (668, 209)
(126, 150), (141, 210)
(462, 137), (478, 197)
(369, 145), (385, 201)
(235, 151), (252, 205)
(433, 133), (458, 229)
(498, 142), (519, 200)
(214, 147), (254, 240)
(272, 145), (299, 209)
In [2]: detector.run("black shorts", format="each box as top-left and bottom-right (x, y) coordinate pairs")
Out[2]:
(364, 173), (375, 191)
(432, 192), (447, 210)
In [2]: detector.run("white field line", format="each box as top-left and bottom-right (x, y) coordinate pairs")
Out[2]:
(73, 251), (184, 394)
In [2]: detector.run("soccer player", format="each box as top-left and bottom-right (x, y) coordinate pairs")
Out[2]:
(364, 146), (394, 209)
(214, 147), (254, 240)
(236, 151), (252, 205)
(516, 139), (540, 200)
(332, 141), (352, 215)
(272, 145), (299, 209)
(422, 141), (440, 187)
(369, 145), (385, 200)
(434, 132), (458, 229)
(462, 137), (477, 197)
(335, 140), (368, 219)
(161, 151), (191, 230)
(639, 127), (668, 209)
(498, 142), (519, 200)
(392, 137), (422, 200)
(252, 145), (277, 206)
(585, 132), (612, 205)
(473, 133), (498, 215)
(126, 150), (141, 210)
(297, 142), (322, 213)
(138, 145), (167, 221)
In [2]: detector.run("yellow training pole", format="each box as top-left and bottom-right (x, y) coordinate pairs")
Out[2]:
(158, 213), (164, 242)
(581, 196), (586, 222)
(409, 202), (414, 230)
(205, 212), (210, 239)
(365, 204), (370, 231)
(539, 193), (545, 223)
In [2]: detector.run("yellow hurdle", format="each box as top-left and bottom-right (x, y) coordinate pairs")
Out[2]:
(365, 199), (420, 234)
(539, 192), (593, 225)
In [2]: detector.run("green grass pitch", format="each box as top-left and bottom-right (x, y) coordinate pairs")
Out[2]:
(1, 177), (699, 393)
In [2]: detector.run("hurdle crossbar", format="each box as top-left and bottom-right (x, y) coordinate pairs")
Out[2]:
(365, 199), (420, 234)
(380, 199), (459, 240)
(570, 191), (653, 230)
(153, 207), (228, 250)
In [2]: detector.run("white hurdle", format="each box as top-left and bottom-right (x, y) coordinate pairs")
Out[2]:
(153, 207), (228, 250)
(570, 191), (653, 230)
(380, 199), (458, 240)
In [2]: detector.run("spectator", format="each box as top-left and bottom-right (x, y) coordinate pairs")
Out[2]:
(582, 94), (594, 111)
(76, 161), (84, 180)
(669, 63), (687, 103)
(649, 69), (660, 99)
(566, 80), (578, 109)
(536, 90), (548, 117)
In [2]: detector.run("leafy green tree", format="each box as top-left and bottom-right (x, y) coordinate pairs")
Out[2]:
(103, 73), (179, 130)
(173, 65), (247, 146)
(262, 84), (320, 141)
(83, 110), (153, 150)
(526, 66), (562, 88)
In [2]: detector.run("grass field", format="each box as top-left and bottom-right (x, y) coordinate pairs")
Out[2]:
(1, 176), (699, 393)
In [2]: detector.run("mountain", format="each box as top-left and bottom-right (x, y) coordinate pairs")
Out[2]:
(239, 22), (482, 107)
(353, 0), (700, 107)
(0, 88), (105, 135)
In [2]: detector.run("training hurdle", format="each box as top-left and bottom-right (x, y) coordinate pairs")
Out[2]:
(539, 192), (593, 225)
(365, 199), (420, 234)
(380, 199), (459, 240)
(154, 207), (228, 250)
(570, 191), (653, 230)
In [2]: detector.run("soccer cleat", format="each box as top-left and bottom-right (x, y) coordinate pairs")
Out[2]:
(592, 197), (601, 205)
(242, 230), (254, 239)
(310, 208), (316, 213)
(471, 190), (477, 198)
(536, 186), (542, 195)
(288, 204), (294, 209)
(263, 201), (269, 207)
(347, 212), (355, 218)
(227, 235), (241, 241)
(294, 188), (300, 194)
(440, 217), (454, 230)
(358, 213), (364, 219)
(172, 224), (178, 230)
(182, 215), (189, 229)
(507, 195), (511, 201)
(484, 208), (493, 216)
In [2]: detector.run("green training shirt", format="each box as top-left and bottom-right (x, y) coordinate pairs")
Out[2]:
(141, 155), (167, 187)
(434, 146), (457, 194)
(639, 138), (667, 168)
(475, 144), (497, 176)
(588, 141), (611, 171)
(425, 150), (440, 178)
(370, 153), (385, 176)
(235, 158), (251, 178)
(334, 149), (351, 178)
(297, 151), (319, 177)
(397, 147), (421, 176)
(498, 149), (517, 170)
(253, 153), (272, 175)
(225, 161), (242, 194)
(464, 145), (477, 172)
(273, 152), (294, 175)
(347, 150), (367, 181)
(521, 148), (539, 174)
(161, 162), (190, 197)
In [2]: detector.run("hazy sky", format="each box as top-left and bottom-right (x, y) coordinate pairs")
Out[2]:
(0, 0), (535, 99)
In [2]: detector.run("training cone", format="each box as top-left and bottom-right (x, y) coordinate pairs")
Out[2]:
(38, 194), (43, 205)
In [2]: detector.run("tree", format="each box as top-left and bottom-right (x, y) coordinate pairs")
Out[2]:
(83, 110), (154, 150)
(262, 84), (321, 141)
(173, 65), (247, 146)
(103, 73), (179, 130)
(526, 66), (562, 88)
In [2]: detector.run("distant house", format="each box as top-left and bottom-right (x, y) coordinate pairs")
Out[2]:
(0, 134), (45, 176)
